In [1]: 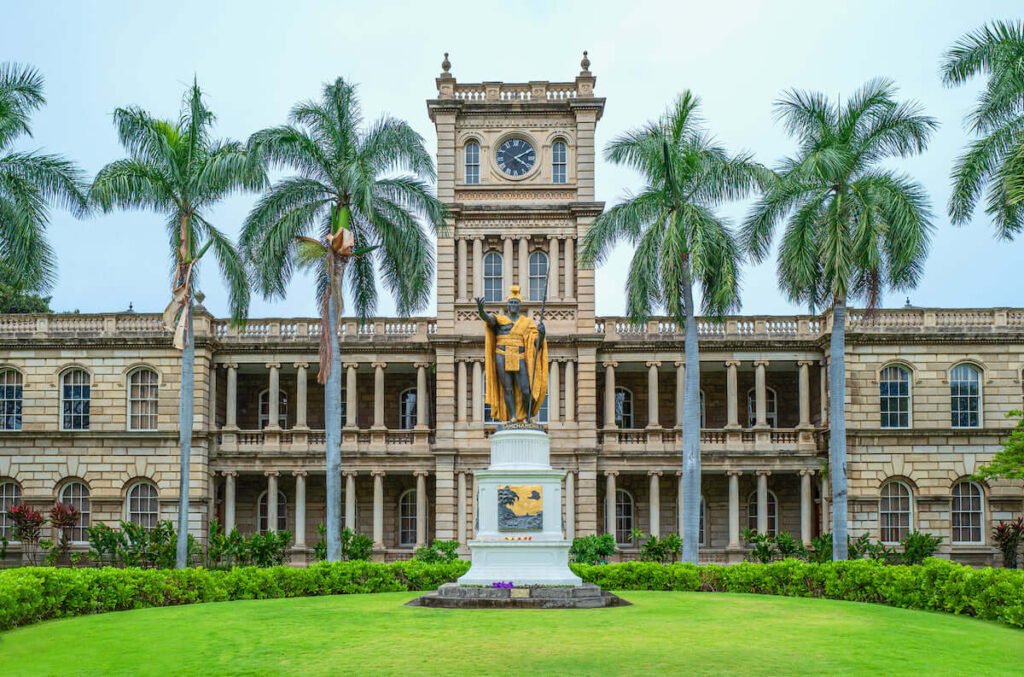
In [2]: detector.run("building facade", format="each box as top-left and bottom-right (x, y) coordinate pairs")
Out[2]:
(1, 58), (1022, 566)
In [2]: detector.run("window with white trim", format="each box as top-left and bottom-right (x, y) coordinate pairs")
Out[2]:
(399, 489), (417, 546)
(951, 481), (983, 544)
(258, 491), (288, 533)
(59, 481), (91, 542)
(615, 488), (634, 546)
(127, 481), (159, 529)
(950, 364), (981, 428)
(614, 386), (634, 428)
(528, 251), (548, 301)
(60, 368), (90, 430)
(879, 365), (910, 428)
(747, 490), (778, 536)
(0, 369), (23, 430)
(483, 252), (503, 303)
(746, 387), (777, 427)
(128, 368), (159, 430)
(399, 388), (417, 430)
(0, 481), (21, 540)
(465, 142), (480, 184)
(879, 480), (913, 544)
(552, 141), (567, 184)
(258, 389), (288, 429)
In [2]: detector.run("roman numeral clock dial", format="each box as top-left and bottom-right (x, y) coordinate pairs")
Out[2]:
(495, 138), (536, 177)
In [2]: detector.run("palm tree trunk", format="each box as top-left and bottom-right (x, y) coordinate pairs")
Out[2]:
(175, 306), (194, 569)
(830, 300), (849, 560)
(680, 262), (702, 564)
(324, 258), (344, 561)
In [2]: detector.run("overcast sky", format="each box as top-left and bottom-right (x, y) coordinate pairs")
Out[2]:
(3, 1), (1020, 319)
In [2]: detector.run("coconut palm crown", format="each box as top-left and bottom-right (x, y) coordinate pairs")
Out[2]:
(580, 92), (765, 564)
(743, 78), (936, 559)
(240, 77), (445, 561)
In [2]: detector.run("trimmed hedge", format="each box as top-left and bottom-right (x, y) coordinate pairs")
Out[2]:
(1, 558), (1021, 632)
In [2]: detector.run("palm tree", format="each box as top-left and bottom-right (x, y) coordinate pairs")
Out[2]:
(743, 79), (936, 559)
(942, 20), (1024, 238)
(0, 63), (89, 291)
(240, 78), (445, 561)
(579, 92), (764, 564)
(90, 82), (265, 568)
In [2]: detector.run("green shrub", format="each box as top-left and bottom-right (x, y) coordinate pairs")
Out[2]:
(313, 525), (375, 562)
(569, 534), (616, 564)
(412, 539), (460, 563)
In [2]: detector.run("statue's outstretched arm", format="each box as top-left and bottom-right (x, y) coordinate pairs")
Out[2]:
(475, 297), (497, 328)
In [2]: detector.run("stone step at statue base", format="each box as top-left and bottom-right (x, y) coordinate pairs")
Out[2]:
(406, 583), (630, 609)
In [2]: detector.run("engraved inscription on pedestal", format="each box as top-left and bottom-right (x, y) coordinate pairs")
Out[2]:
(498, 485), (543, 531)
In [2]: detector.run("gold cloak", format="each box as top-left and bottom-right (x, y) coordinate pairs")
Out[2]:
(484, 314), (548, 422)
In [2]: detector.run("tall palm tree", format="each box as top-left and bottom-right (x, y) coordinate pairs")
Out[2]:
(0, 63), (89, 291)
(942, 20), (1024, 238)
(743, 79), (936, 559)
(580, 92), (764, 564)
(90, 82), (265, 568)
(240, 78), (445, 562)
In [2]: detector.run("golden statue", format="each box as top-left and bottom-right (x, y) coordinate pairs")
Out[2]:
(477, 285), (548, 423)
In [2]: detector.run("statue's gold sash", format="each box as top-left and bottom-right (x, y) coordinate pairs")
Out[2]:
(484, 314), (548, 422)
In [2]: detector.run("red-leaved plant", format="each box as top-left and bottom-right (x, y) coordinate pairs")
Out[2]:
(993, 517), (1024, 569)
(49, 502), (81, 561)
(7, 504), (44, 545)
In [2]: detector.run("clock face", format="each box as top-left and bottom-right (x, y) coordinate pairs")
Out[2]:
(495, 138), (536, 177)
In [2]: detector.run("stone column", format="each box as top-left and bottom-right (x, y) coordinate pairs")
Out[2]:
(754, 360), (769, 427)
(457, 237), (468, 301)
(675, 361), (685, 427)
(294, 362), (308, 429)
(518, 236), (530, 293)
(372, 362), (386, 429)
(225, 363), (238, 429)
(502, 236), (514, 293)
(756, 470), (770, 534)
(472, 237), (483, 299)
(457, 471), (467, 544)
(293, 470), (307, 546)
(564, 361), (575, 422)
(415, 362), (429, 430)
(800, 469), (814, 546)
(604, 471), (617, 537)
(222, 471), (236, 532)
(267, 362), (281, 429)
(565, 470), (575, 539)
(549, 359), (560, 423)
(820, 358), (828, 425)
(563, 236), (574, 299)
(725, 360), (740, 428)
(414, 471), (428, 547)
(548, 236), (560, 300)
(266, 471), (279, 532)
(798, 360), (812, 428)
(676, 471), (684, 536)
(471, 360), (484, 422)
(345, 363), (358, 428)
(727, 471), (741, 547)
(603, 361), (617, 429)
(344, 471), (357, 531)
(648, 471), (661, 537)
(371, 470), (385, 547)
(456, 360), (468, 423)
(646, 361), (660, 429)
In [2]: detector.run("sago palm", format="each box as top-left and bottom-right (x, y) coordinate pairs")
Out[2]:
(240, 77), (445, 561)
(0, 62), (89, 291)
(90, 82), (265, 568)
(743, 78), (936, 559)
(942, 19), (1024, 237)
(580, 92), (764, 564)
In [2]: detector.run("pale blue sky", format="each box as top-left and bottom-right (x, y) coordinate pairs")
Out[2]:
(2, 1), (1020, 318)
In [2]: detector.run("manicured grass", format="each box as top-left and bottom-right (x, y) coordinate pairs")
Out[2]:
(2, 591), (1021, 676)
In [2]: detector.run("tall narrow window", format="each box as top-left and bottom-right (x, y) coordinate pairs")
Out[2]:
(699, 390), (707, 428)
(127, 481), (159, 529)
(746, 387), (777, 427)
(258, 491), (288, 533)
(0, 369), (23, 431)
(0, 481), (21, 540)
(483, 252), (503, 303)
(879, 480), (912, 543)
(258, 390), (288, 429)
(529, 251), (548, 301)
(534, 393), (549, 424)
(951, 481), (983, 544)
(399, 388), (417, 430)
(699, 496), (707, 546)
(464, 142), (480, 184)
(614, 387), (634, 428)
(879, 365), (910, 428)
(128, 368), (159, 430)
(60, 369), (90, 430)
(615, 489), (634, 546)
(950, 364), (981, 428)
(399, 489), (417, 546)
(552, 141), (567, 183)
(747, 490), (778, 536)
(59, 482), (91, 542)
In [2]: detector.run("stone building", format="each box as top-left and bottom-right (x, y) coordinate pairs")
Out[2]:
(1, 57), (1022, 566)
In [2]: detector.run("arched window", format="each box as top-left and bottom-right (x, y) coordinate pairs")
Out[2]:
(399, 388), (417, 430)
(258, 389), (288, 429)
(128, 368), (159, 430)
(59, 481), (91, 542)
(614, 488), (634, 546)
(258, 491), (288, 533)
(0, 369), (23, 431)
(127, 481), (159, 529)
(951, 481), (984, 544)
(464, 142), (480, 184)
(879, 365), (910, 428)
(551, 141), (568, 183)
(879, 480), (913, 544)
(747, 490), (778, 536)
(0, 481), (22, 540)
(60, 368), (90, 430)
(746, 387), (777, 427)
(950, 364), (981, 428)
(614, 387), (633, 428)
(399, 489), (417, 547)
(483, 251), (503, 303)
(528, 251), (548, 301)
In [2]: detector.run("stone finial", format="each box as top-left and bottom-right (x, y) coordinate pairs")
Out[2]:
(441, 52), (452, 75)
(580, 50), (591, 75)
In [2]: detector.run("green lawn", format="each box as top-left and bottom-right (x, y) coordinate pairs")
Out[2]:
(2, 592), (1021, 676)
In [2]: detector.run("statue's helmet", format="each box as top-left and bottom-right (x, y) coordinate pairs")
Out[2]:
(506, 285), (523, 303)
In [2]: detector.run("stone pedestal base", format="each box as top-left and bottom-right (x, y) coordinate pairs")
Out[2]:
(457, 541), (581, 586)
(409, 583), (628, 609)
